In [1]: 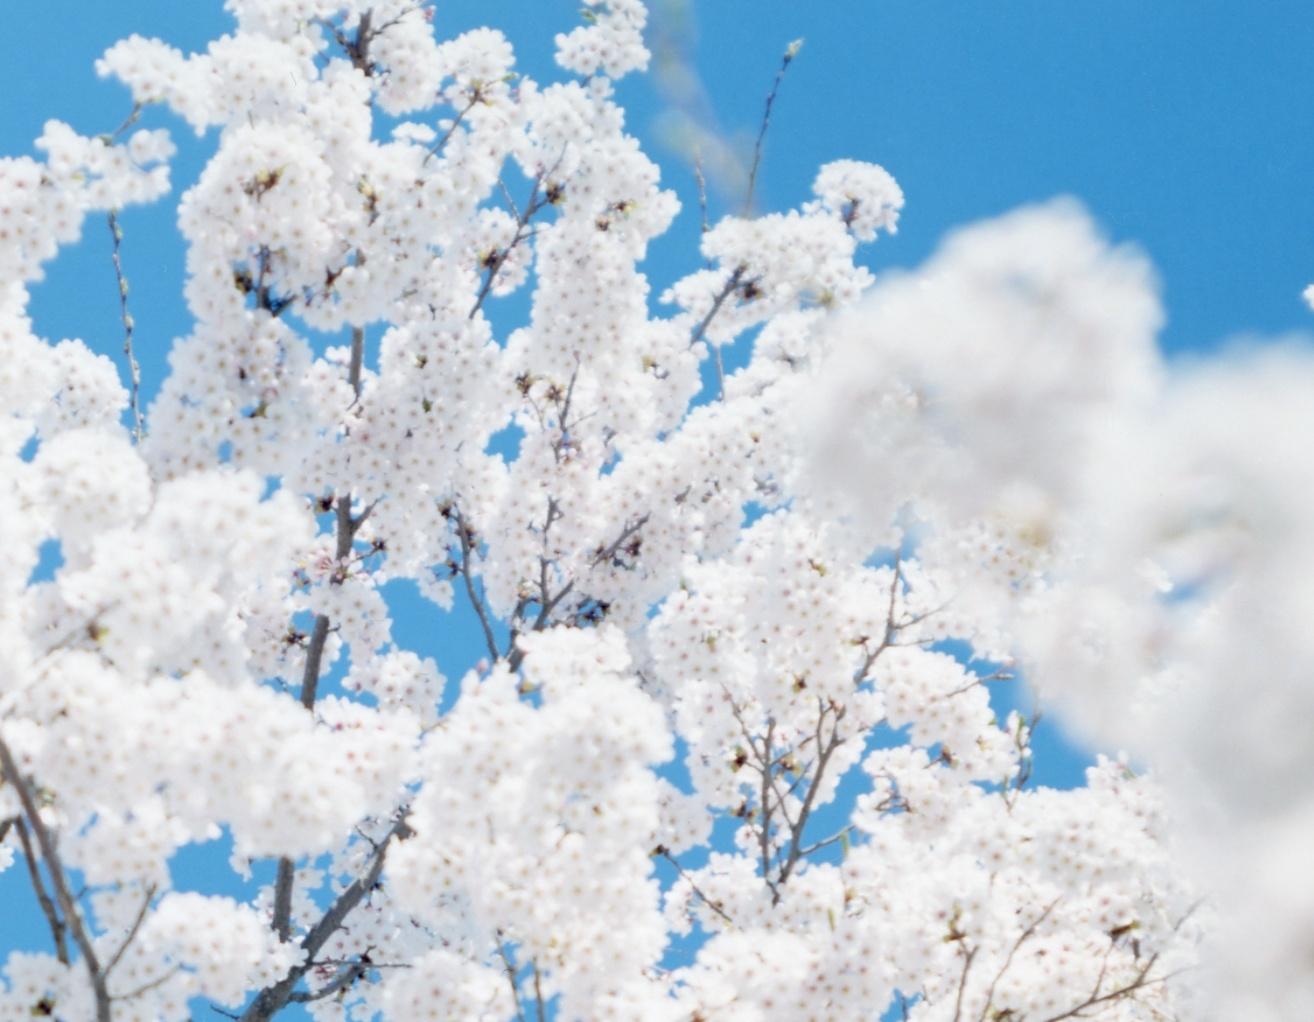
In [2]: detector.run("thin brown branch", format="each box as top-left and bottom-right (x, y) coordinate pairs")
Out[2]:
(978, 897), (1061, 1022)
(795, 825), (852, 860)
(689, 265), (745, 348)
(112, 964), (182, 1002)
(533, 964), (546, 1022)
(14, 818), (67, 964)
(453, 508), (501, 664)
(658, 849), (736, 927)
(0, 738), (110, 1021)
(775, 703), (846, 893)
(952, 946), (977, 1022)
(469, 168), (556, 320)
(241, 813), (412, 1022)
(757, 721), (775, 874)
(694, 153), (711, 246)
(104, 883), (157, 977)
(591, 514), (651, 568)
(424, 93), (482, 164)
(289, 959), (369, 1003)
(1041, 951), (1172, 1022)
(107, 210), (144, 442)
(742, 40), (802, 216)
(495, 936), (527, 1022)
(348, 324), (365, 400)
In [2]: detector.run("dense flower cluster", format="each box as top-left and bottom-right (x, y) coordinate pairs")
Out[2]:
(0, 1), (1304, 1020)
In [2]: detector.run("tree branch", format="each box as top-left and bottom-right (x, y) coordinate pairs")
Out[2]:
(14, 818), (67, 964)
(494, 936), (527, 1022)
(743, 40), (801, 216)
(0, 738), (111, 1021)
(107, 210), (144, 443)
(240, 812), (412, 1022)
(104, 883), (157, 977)
(657, 848), (736, 927)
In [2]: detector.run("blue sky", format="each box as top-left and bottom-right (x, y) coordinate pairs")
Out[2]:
(3, 0), (1311, 1015)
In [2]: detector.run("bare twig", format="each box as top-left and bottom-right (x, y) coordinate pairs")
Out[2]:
(689, 265), (746, 348)
(775, 702), (846, 893)
(468, 172), (551, 320)
(112, 964), (182, 1003)
(952, 946), (977, 1022)
(978, 897), (1061, 1022)
(658, 849), (736, 927)
(591, 514), (651, 568)
(453, 508), (501, 664)
(1040, 952), (1170, 1022)
(495, 936), (527, 1022)
(533, 964), (546, 1022)
(694, 153), (711, 245)
(742, 40), (802, 216)
(289, 959), (369, 1003)
(274, 325), (368, 942)
(104, 883), (158, 977)
(424, 92), (482, 164)
(241, 812), (413, 1022)
(14, 818), (67, 964)
(107, 211), (144, 442)
(794, 826), (852, 860)
(0, 738), (111, 1021)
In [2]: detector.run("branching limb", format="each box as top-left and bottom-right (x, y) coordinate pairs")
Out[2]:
(689, 265), (745, 348)
(452, 507), (501, 664)
(494, 935), (527, 1022)
(952, 946), (977, 1022)
(657, 848), (736, 927)
(775, 702), (846, 894)
(240, 812), (413, 1022)
(0, 738), (111, 1021)
(1040, 951), (1172, 1022)
(978, 897), (1061, 1022)
(289, 959), (369, 1003)
(469, 162), (564, 320)
(533, 964), (546, 1022)
(14, 818), (67, 964)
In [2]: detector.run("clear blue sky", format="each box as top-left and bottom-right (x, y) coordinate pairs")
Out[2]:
(4, 0), (1311, 1014)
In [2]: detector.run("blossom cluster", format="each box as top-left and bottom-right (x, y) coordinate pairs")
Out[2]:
(0, 0), (1303, 1020)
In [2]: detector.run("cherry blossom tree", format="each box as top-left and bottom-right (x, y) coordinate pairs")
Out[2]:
(2, 2), (1310, 1020)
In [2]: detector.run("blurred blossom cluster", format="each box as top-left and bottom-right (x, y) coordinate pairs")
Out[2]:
(0, 1), (1306, 1019)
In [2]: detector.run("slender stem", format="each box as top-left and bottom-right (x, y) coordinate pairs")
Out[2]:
(104, 883), (157, 977)
(743, 42), (801, 216)
(107, 210), (144, 443)
(469, 174), (547, 320)
(275, 321), (369, 939)
(952, 946), (977, 1022)
(694, 153), (711, 245)
(112, 964), (182, 1003)
(495, 937), (527, 1022)
(14, 818), (67, 964)
(241, 813), (412, 1022)
(0, 738), (111, 1022)
(533, 965), (546, 1022)
(453, 509), (500, 663)
(424, 93), (481, 164)
(658, 849), (735, 926)
(776, 703), (846, 893)
(348, 325), (365, 399)
(689, 265), (745, 348)
(289, 960), (369, 1003)
(978, 897), (1061, 1022)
